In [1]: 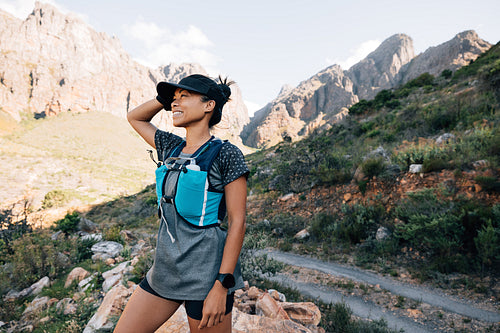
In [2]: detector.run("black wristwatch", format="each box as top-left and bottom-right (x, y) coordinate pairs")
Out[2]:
(216, 273), (235, 289)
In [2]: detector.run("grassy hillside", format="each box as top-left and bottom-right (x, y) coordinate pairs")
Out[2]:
(0, 111), (156, 210)
(244, 42), (500, 279)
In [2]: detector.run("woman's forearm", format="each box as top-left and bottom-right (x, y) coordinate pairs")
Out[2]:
(127, 98), (164, 148)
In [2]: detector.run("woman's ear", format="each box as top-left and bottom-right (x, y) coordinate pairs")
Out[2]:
(204, 100), (216, 113)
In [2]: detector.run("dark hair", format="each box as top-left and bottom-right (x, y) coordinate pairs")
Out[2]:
(202, 76), (234, 127)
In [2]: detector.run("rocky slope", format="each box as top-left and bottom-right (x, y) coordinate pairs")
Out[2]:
(0, 3), (249, 139)
(243, 31), (491, 148)
(397, 30), (492, 83)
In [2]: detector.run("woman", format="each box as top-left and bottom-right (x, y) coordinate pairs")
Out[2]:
(114, 74), (248, 333)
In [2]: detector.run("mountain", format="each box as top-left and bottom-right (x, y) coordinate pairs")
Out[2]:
(397, 30), (492, 83)
(0, 3), (249, 139)
(243, 32), (491, 148)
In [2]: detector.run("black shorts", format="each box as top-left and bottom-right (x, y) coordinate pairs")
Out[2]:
(138, 278), (234, 320)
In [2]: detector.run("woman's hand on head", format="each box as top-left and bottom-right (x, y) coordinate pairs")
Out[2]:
(198, 281), (228, 329)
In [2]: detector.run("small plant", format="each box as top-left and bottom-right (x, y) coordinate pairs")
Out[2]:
(54, 212), (80, 234)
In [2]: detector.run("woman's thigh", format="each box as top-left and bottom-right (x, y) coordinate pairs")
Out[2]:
(114, 286), (181, 333)
(187, 312), (232, 333)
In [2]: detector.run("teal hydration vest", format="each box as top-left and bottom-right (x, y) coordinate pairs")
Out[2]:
(155, 137), (227, 228)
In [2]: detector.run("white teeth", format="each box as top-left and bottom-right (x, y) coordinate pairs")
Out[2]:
(173, 111), (182, 116)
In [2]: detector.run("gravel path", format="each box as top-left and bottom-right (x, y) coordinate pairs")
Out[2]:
(258, 250), (500, 324)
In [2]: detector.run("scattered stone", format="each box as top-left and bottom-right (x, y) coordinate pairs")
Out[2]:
(279, 193), (294, 201)
(281, 302), (321, 326)
(81, 233), (103, 242)
(79, 273), (98, 292)
(436, 133), (455, 145)
(83, 284), (134, 333)
(38, 316), (50, 324)
(78, 217), (98, 232)
(472, 160), (490, 169)
(0, 321), (5, 328)
(376, 226), (391, 241)
(91, 241), (123, 261)
(294, 229), (310, 240)
(50, 230), (64, 241)
(247, 286), (260, 300)
(65, 267), (90, 288)
(343, 193), (352, 202)
(119, 230), (136, 241)
(155, 305), (189, 332)
(232, 308), (312, 333)
(22, 296), (50, 316)
(56, 298), (78, 315)
(268, 289), (286, 302)
(102, 261), (132, 292)
(105, 258), (116, 266)
(409, 164), (423, 173)
(256, 292), (290, 320)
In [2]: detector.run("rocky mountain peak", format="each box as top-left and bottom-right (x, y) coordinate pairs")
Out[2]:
(0, 3), (249, 141)
(347, 33), (414, 99)
(397, 30), (491, 83)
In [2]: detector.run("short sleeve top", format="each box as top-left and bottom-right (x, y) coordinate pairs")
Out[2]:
(154, 130), (249, 190)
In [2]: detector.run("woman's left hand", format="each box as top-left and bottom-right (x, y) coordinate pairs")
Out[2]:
(198, 281), (227, 329)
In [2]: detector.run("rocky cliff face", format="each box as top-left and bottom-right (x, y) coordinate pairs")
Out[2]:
(243, 31), (491, 148)
(396, 30), (492, 83)
(0, 3), (248, 139)
(347, 34), (414, 100)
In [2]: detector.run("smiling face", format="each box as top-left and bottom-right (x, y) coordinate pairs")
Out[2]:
(170, 88), (215, 128)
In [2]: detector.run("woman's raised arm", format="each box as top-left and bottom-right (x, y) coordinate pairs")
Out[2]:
(127, 98), (165, 148)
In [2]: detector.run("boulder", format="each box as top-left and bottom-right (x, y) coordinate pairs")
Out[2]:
(155, 306), (189, 332)
(279, 193), (294, 201)
(56, 298), (78, 315)
(268, 289), (286, 302)
(255, 292), (290, 320)
(91, 241), (123, 261)
(376, 226), (391, 241)
(294, 229), (310, 240)
(102, 261), (132, 292)
(79, 273), (98, 292)
(436, 133), (455, 145)
(247, 286), (261, 300)
(65, 267), (90, 288)
(83, 284), (134, 333)
(22, 296), (50, 316)
(78, 217), (98, 232)
(232, 308), (312, 333)
(281, 302), (321, 326)
(409, 164), (423, 173)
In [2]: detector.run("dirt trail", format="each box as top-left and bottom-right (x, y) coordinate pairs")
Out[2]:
(257, 249), (500, 328)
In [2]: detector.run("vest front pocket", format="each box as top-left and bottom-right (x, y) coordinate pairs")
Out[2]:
(175, 169), (211, 226)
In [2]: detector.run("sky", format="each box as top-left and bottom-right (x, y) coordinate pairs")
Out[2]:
(1, 0), (499, 115)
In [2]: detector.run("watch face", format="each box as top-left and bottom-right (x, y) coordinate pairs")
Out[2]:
(222, 274), (235, 288)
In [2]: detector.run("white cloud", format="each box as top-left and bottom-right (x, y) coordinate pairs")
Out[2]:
(244, 100), (262, 117)
(327, 39), (381, 70)
(123, 18), (219, 71)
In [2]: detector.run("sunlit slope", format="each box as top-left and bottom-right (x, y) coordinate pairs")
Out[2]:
(0, 111), (156, 207)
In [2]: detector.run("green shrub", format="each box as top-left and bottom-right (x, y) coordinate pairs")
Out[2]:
(130, 252), (154, 284)
(54, 212), (80, 234)
(310, 213), (337, 241)
(441, 69), (453, 79)
(103, 225), (124, 244)
(422, 157), (450, 172)
(42, 189), (76, 209)
(474, 219), (500, 274)
(361, 157), (385, 178)
(336, 204), (383, 244)
(475, 176), (500, 192)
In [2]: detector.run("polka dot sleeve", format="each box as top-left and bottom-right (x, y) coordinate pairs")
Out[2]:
(216, 143), (249, 187)
(154, 130), (184, 161)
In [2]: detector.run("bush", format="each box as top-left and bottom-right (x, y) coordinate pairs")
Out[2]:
(361, 157), (385, 178)
(393, 189), (497, 273)
(42, 189), (76, 209)
(336, 204), (383, 244)
(54, 212), (80, 234)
